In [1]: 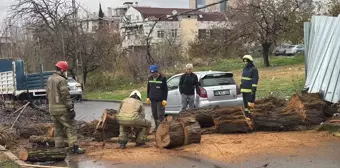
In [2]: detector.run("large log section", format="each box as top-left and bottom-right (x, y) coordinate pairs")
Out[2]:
(179, 93), (327, 133)
(19, 148), (67, 162)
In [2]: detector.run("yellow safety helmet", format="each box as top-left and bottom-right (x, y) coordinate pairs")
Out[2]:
(243, 55), (253, 62)
(129, 90), (142, 100)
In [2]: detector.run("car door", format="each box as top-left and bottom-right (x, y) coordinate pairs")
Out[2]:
(165, 75), (182, 114)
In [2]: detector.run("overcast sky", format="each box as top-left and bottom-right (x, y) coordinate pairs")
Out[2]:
(0, 0), (188, 27)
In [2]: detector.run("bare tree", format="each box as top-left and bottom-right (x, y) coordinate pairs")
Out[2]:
(328, 0), (340, 16)
(228, 0), (314, 67)
(9, 0), (121, 86)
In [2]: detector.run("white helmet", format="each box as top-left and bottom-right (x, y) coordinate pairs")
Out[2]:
(243, 55), (254, 62)
(129, 90), (142, 100)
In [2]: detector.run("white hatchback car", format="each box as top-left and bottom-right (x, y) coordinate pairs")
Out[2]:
(165, 71), (243, 114)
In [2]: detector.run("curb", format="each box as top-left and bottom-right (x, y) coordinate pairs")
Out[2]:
(81, 99), (150, 106)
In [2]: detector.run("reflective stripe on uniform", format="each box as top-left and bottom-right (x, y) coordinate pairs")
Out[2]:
(240, 88), (252, 93)
(50, 104), (68, 112)
(242, 77), (252, 80)
(252, 84), (258, 87)
(149, 80), (162, 83)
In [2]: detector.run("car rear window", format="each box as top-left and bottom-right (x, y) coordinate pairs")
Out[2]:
(200, 73), (235, 87)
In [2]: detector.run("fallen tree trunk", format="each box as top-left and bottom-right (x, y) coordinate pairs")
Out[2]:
(19, 148), (67, 162)
(179, 106), (253, 134)
(95, 109), (119, 141)
(16, 123), (54, 138)
(179, 117), (201, 145)
(156, 117), (202, 148)
(156, 120), (185, 148)
(179, 93), (327, 133)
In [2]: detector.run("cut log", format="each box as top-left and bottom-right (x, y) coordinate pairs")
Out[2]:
(17, 123), (54, 138)
(47, 127), (54, 137)
(179, 117), (201, 145)
(94, 109), (120, 141)
(19, 148), (67, 162)
(179, 106), (252, 134)
(286, 93), (326, 125)
(156, 120), (185, 148)
(28, 135), (68, 147)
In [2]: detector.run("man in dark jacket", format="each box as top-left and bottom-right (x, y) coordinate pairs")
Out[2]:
(179, 64), (199, 111)
(146, 65), (168, 130)
(240, 55), (259, 120)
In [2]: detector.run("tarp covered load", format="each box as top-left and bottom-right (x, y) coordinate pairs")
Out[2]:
(304, 16), (340, 103)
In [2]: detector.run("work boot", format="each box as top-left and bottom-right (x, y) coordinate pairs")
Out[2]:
(136, 142), (149, 148)
(120, 141), (127, 149)
(73, 145), (86, 154)
(120, 143), (126, 149)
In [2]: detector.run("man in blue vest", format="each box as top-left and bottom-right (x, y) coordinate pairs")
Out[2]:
(146, 65), (168, 131)
(240, 55), (259, 120)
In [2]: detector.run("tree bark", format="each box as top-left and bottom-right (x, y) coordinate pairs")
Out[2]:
(156, 120), (185, 148)
(262, 42), (272, 67)
(28, 135), (68, 147)
(179, 117), (201, 145)
(17, 123), (54, 138)
(19, 148), (67, 162)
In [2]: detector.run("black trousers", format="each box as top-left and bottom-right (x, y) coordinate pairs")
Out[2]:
(242, 92), (256, 109)
(151, 101), (165, 122)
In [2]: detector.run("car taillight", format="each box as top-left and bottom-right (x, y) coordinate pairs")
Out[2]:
(198, 86), (208, 98)
(236, 85), (241, 95)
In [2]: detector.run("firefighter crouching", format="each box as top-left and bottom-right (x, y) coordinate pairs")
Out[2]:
(240, 55), (259, 120)
(117, 90), (151, 149)
(46, 61), (85, 154)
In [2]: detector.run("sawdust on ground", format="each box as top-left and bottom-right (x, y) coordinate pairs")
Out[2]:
(82, 131), (339, 164)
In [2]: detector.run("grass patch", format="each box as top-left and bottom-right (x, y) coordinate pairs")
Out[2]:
(0, 154), (21, 168)
(84, 89), (147, 102)
(85, 55), (305, 101)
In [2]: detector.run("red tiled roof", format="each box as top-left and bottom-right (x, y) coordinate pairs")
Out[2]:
(133, 6), (226, 21)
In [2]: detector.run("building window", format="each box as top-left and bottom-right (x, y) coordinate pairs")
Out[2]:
(157, 31), (165, 38)
(196, 0), (205, 8)
(171, 29), (177, 38)
(136, 15), (139, 20)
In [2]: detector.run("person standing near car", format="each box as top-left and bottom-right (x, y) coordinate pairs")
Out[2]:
(146, 65), (168, 131)
(46, 61), (85, 154)
(179, 64), (199, 111)
(240, 55), (259, 120)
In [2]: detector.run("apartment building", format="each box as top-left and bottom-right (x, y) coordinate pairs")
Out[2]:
(189, 0), (237, 12)
(119, 6), (227, 51)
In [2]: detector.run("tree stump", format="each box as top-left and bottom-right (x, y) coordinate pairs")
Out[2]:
(95, 109), (120, 141)
(156, 120), (185, 148)
(19, 148), (67, 162)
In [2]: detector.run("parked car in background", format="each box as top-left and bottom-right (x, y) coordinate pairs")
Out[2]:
(165, 71), (243, 114)
(68, 77), (83, 101)
(274, 45), (289, 56)
(285, 44), (304, 56)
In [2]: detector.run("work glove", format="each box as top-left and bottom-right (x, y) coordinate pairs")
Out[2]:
(162, 100), (167, 107)
(248, 102), (255, 108)
(146, 98), (151, 104)
(68, 108), (76, 120)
